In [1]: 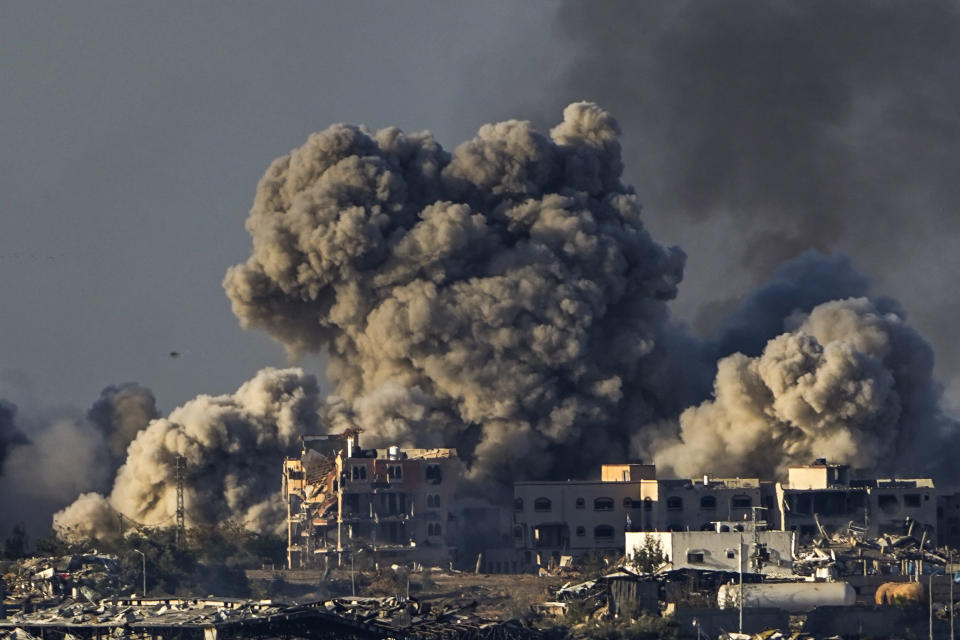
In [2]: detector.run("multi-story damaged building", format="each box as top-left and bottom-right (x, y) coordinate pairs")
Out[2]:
(937, 491), (960, 550)
(514, 459), (940, 567)
(513, 463), (778, 566)
(775, 461), (938, 543)
(283, 431), (461, 569)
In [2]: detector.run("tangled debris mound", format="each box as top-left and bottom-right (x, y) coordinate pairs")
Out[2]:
(2, 554), (123, 613)
(1, 593), (544, 640)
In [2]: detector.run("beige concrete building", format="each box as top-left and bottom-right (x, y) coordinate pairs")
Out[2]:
(776, 461), (937, 543)
(513, 459), (938, 567)
(937, 492), (960, 550)
(283, 431), (461, 568)
(512, 463), (777, 565)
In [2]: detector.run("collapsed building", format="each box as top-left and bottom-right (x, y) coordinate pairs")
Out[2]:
(776, 461), (938, 541)
(513, 459), (944, 568)
(283, 431), (461, 569)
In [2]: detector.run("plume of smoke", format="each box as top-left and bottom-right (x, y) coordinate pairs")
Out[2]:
(0, 383), (158, 541)
(0, 416), (114, 540)
(86, 382), (159, 470)
(552, 1), (960, 274)
(54, 367), (320, 540)
(648, 297), (959, 479)
(224, 103), (686, 483)
(711, 251), (872, 357)
(0, 400), (29, 477)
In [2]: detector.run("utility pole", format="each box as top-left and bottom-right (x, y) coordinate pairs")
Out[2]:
(175, 455), (186, 547)
(930, 573), (934, 640)
(133, 549), (146, 597)
(947, 549), (956, 640)
(739, 532), (744, 634)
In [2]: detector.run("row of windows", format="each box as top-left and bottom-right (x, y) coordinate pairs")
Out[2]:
(348, 464), (444, 482)
(426, 494), (441, 508)
(667, 495), (753, 511)
(574, 525), (615, 540)
(427, 523), (443, 537)
(517, 495), (754, 512)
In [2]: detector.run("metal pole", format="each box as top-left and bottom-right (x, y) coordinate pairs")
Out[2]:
(930, 572), (934, 640)
(947, 551), (954, 640)
(133, 550), (146, 597)
(739, 532), (744, 634)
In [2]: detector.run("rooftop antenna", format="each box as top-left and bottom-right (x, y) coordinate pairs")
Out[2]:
(175, 455), (186, 547)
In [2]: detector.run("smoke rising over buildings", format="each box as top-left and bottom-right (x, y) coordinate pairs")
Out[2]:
(54, 367), (321, 539)
(6, 101), (958, 544)
(649, 297), (959, 480)
(0, 384), (156, 541)
(0, 401), (29, 477)
(224, 103), (959, 492)
(86, 383), (159, 470)
(454, 0), (959, 405)
(223, 102), (686, 484)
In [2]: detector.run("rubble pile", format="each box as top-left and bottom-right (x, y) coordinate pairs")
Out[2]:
(319, 596), (543, 639)
(1, 592), (543, 640)
(2, 596), (285, 628)
(2, 554), (123, 613)
(793, 519), (952, 579)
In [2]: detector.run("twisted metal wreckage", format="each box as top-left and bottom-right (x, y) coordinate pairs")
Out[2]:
(0, 596), (542, 640)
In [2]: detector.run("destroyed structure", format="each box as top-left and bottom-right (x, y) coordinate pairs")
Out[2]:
(776, 461), (937, 541)
(283, 431), (461, 569)
(1, 595), (541, 640)
(514, 459), (949, 568)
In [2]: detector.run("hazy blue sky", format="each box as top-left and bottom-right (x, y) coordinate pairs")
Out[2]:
(0, 2), (567, 414)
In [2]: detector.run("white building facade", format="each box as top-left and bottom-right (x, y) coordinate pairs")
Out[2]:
(513, 460), (938, 568)
(626, 525), (796, 578)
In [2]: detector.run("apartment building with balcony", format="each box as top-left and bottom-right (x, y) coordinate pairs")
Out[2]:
(283, 430), (461, 568)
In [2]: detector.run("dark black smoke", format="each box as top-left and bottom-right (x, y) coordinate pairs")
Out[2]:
(86, 382), (159, 471)
(711, 251), (872, 357)
(0, 400), (29, 477)
(553, 0), (960, 270)
(0, 383), (158, 541)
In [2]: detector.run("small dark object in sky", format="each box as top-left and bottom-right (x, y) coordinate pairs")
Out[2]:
(169, 352), (181, 358)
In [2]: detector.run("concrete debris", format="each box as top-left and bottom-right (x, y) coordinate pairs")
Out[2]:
(1, 592), (544, 640)
(319, 595), (543, 638)
(792, 516), (952, 579)
(2, 554), (123, 615)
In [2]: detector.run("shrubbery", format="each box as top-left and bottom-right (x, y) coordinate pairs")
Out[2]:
(16, 522), (286, 598)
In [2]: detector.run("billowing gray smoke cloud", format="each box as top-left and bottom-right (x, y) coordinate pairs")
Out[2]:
(224, 103), (686, 482)
(648, 297), (959, 480)
(54, 367), (319, 540)
(647, 250), (877, 418)
(0, 383), (157, 541)
(464, 0), (960, 403)
(711, 251), (872, 358)
(0, 400), (29, 476)
(87, 382), (159, 470)
(552, 1), (960, 272)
